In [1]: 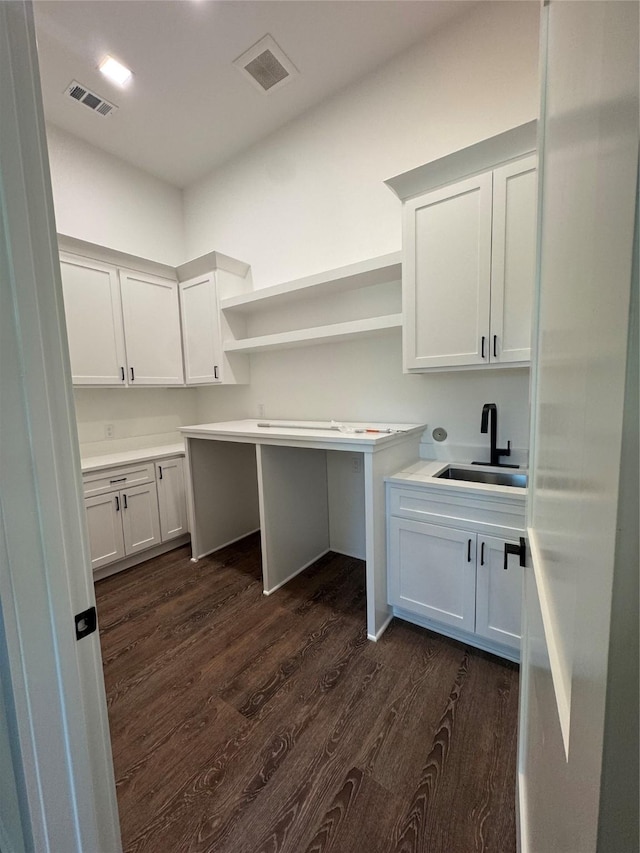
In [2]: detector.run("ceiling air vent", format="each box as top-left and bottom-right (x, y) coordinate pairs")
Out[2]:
(65, 80), (118, 117)
(234, 35), (298, 94)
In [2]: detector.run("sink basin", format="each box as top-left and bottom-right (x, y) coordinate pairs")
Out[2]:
(435, 466), (528, 488)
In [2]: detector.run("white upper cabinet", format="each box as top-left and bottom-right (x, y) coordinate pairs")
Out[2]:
(119, 269), (184, 386)
(490, 156), (537, 364)
(179, 273), (222, 385)
(403, 174), (493, 370)
(59, 253), (127, 385)
(59, 251), (184, 387)
(403, 155), (536, 371)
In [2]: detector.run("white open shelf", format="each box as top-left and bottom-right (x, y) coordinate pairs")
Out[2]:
(220, 252), (401, 313)
(219, 252), (402, 356)
(223, 313), (402, 354)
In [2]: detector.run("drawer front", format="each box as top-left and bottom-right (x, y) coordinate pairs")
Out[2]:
(82, 462), (155, 498)
(387, 484), (525, 532)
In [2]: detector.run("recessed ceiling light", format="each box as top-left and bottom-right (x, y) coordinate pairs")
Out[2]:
(98, 55), (132, 87)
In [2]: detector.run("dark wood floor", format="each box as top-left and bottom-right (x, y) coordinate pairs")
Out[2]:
(95, 534), (519, 853)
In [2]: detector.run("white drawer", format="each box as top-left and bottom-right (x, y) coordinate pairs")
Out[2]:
(387, 484), (525, 533)
(82, 462), (156, 498)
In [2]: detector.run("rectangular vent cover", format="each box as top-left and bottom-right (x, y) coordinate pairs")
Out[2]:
(65, 81), (118, 117)
(234, 35), (297, 94)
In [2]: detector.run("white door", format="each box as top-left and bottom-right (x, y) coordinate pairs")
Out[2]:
(59, 253), (127, 385)
(179, 273), (222, 384)
(156, 458), (188, 541)
(0, 5), (121, 850)
(490, 155), (537, 364)
(475, 534), (522, 652)
(121, 482), (161, 555)
(388, 517), (476, 631)
(119, 269), (184, 385)
(403, 173), (492, 369)
(518, 3), (638, 851)
(84, 493), (126, 570)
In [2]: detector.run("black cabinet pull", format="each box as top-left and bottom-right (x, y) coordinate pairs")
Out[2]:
(504, 537), (526, 571)
(109, 477), (126, 484)
(158, 466), (163, 480)
(123, 494), (128, 510)
(214, 365), (219, 380)
(480, 542), (485, 566)
(120, 366), (125, 382)
(481, 336), (486, 359)
(467, 539), (472, 562)
(115, 495), (120, 512)
(130, 367), (135, 381)
(493, 335), (497, 358)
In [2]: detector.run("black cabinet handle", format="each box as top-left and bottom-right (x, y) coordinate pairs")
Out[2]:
(214, 365), (219, 380)
(120, 366), (125, 382)
(109, 477), (126, 484)
(115, 495), (120, 512)
(481, 336), (486, 359)
(467, 539), (472, 562)
(158, 466), (163, 480)
(480, 542), (485, 566)
(130, 367), (135, 381)
(504, 537), (526, 571)
(123, 494), (128, 510)
(493, 335), (497, 358)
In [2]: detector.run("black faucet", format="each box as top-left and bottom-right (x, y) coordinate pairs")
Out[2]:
(478, 403), (512, 467)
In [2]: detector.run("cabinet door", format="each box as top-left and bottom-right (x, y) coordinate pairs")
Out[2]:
(388, 517), (476, 631)
(156, 457), (188, 541)
(121, 482), (161, 555)
(59, 253), (127, 385)
(120, 269), (184, 385)
(475, 534), (522, 651)
(84, 493), (125, 570)
(179, 273), (222, 385)
(490, 155), (537, 364)
(403, 173), (492, 370)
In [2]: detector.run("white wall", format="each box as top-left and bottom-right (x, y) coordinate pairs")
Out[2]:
(48, 2), (539, 459)
(46, 123), (185, 266)
(184, 1), (540, 287)
(73, 387), (199, 457)
(45, 126), (194, 453)
(188, 1), (539, 456)
(196, 337), (531, 462)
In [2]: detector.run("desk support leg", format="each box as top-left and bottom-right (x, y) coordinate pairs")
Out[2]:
(364, 436), (423, 641)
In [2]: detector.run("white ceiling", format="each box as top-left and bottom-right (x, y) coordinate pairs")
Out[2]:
(34, 0), (476, 188)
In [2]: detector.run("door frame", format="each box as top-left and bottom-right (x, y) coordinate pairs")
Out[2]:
(0, 3), (121, 850)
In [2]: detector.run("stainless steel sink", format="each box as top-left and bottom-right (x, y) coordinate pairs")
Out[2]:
(435, 466), (528, 488)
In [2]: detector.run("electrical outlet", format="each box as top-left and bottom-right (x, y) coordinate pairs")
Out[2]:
(105, 423), (115, 439)
(257, 403), (265, 419)
(351, 454), (362, 474)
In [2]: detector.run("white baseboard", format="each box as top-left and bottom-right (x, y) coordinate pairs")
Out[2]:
(367, 611), (394, 642)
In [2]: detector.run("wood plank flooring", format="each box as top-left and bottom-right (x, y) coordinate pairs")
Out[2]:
(95, 534), (519, 853)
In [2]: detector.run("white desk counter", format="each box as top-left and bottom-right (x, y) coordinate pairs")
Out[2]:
(180, 419), (426, 640)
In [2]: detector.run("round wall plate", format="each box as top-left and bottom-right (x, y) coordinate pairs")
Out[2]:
(432, 427), (448, 442)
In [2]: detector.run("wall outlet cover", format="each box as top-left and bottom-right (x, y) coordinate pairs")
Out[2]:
(432, 427), (448, 442)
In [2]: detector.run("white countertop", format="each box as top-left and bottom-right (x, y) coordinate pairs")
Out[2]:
(180, 419), (427, 450)
(80, 442), (185, 473)
(386, 459), (528, 499)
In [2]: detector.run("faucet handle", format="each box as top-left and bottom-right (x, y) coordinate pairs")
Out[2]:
(498, 440), (511, 458)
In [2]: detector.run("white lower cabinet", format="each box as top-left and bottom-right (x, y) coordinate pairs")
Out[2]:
(84, 492), (126, 569)
(474, 534), (522, 652)
(388, 518), (477, 632)
(83, 455), (188, 574)
(386, 481), (524, 660)
(156, 457), (187, 541)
